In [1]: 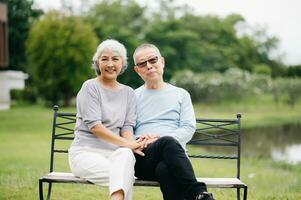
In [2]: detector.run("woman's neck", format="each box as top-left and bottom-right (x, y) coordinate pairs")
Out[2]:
(97, 76), (120, 90)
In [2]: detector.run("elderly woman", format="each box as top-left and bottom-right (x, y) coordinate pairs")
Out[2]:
(68, 39), (143, 200)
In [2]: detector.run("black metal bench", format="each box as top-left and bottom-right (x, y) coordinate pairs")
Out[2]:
(39, 105), (248, 200)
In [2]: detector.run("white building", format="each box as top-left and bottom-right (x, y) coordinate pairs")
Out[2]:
(0, 4), (28, 110)
(0, 70), (28, 110)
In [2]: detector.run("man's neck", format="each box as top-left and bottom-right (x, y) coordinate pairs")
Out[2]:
(145, 80), (166, 90)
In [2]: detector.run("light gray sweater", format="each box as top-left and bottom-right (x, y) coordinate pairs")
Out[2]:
(70, 78), (136, 150)
(134, 84), (196, 150)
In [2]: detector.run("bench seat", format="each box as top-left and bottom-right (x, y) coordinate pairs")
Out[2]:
(40, 172), (247, 188)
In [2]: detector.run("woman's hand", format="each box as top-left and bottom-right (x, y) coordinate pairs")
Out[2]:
(133, 147), (145, 156)
(125, 140), (145, 156)
(125, 140), (142, 149)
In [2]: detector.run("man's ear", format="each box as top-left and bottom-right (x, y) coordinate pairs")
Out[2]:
(134, 66), (139, 73)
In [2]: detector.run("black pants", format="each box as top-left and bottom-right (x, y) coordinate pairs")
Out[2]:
(134, 136), (207, 200)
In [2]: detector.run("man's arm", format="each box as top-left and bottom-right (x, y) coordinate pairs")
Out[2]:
(172, 90), (196, 146)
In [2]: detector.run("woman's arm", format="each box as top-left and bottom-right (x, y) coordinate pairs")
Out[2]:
(91, 124), (141, 150)
(121, 131), (135, 141)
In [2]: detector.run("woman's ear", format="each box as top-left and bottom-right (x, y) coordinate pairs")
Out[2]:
(161, 57), (165, 68)
(93, 60), (98, 68)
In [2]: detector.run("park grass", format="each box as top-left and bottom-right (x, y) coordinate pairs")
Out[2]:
(0, 104), (301, 200)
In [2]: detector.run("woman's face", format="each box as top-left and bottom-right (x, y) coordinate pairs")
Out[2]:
(97, 50), (123, 80)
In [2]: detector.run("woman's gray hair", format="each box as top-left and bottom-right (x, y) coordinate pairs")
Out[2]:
(92, 39), (128, 75)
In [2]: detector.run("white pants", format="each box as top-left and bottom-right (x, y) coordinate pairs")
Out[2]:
(68, 146), (136, 200)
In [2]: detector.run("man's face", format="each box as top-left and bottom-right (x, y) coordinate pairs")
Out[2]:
(134, 48), (165, 83)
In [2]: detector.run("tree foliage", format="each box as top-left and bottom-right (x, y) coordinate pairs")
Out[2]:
(0, 0), (42, 70)
(287, 65), (301, 77)
(143, 11), (282, 78)
(26, 11), (98, 105)
(81, 0), (285, 88)
(21, 0), (292, 104)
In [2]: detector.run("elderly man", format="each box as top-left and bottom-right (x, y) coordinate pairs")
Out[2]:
(133, 43), (214, 200)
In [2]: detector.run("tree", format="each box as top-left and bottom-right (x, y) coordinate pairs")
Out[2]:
(26, 11), (98, 106)
(0, 0), (42, 71)
(287, 65), (301, 77)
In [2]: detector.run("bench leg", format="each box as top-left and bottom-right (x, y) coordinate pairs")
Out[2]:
(46, 182), (52, 200)
(39, 180), (44, 200)
(243, 186), (248, 200)
(237, 188), (240, 200)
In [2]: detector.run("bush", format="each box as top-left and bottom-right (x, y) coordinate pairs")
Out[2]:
(253, 64), (272, 75)
(172, 68), (256, 103)
(171, 68), (300, 107)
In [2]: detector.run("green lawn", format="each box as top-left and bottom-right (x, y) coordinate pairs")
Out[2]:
(0, 104), (300, 200)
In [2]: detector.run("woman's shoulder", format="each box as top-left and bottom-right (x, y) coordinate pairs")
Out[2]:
(78, 78), (98, 94)
(81, 78), (100, 90)
(82, 78), (97, 87)
(117, 84), (135, 99)
(119, 83), (134, 92)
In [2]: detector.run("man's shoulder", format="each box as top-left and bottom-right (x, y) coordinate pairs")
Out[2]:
(134, 85), (144, 95)
(167, 83), (188, 94)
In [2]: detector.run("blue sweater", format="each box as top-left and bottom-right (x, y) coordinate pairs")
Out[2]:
(134, 83), (196, 149)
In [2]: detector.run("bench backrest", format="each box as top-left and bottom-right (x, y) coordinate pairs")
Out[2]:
(187, 114), (242, 179)
(49, 105), (242, 180)
(49, 105), (76, 172)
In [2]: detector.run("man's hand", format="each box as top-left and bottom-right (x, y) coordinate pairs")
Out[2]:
(132, 134), (161, 156)
(138, 133), (160, 148)
(140, 133), (160, 140)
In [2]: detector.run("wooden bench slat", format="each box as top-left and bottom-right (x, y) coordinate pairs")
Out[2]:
(40, 172), (246, 188)
(40, 172), (92, 184)
(196, 178), (246, 188)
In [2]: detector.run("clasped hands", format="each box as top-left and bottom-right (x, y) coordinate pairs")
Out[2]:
(128, 134), (160, 156)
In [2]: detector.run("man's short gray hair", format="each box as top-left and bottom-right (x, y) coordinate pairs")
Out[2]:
(92, 39), (128, 75)
(133, 43), (162, 65)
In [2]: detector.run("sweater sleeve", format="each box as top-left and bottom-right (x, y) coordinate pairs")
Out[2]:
(121, 88), (136, 134)
(77, 81), (103, 130)
(172, 90), (196, 146)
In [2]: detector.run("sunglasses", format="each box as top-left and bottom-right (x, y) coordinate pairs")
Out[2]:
(136, 56), (159, 68)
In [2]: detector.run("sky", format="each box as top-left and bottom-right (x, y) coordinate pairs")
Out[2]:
(33, 0), (301, 65)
